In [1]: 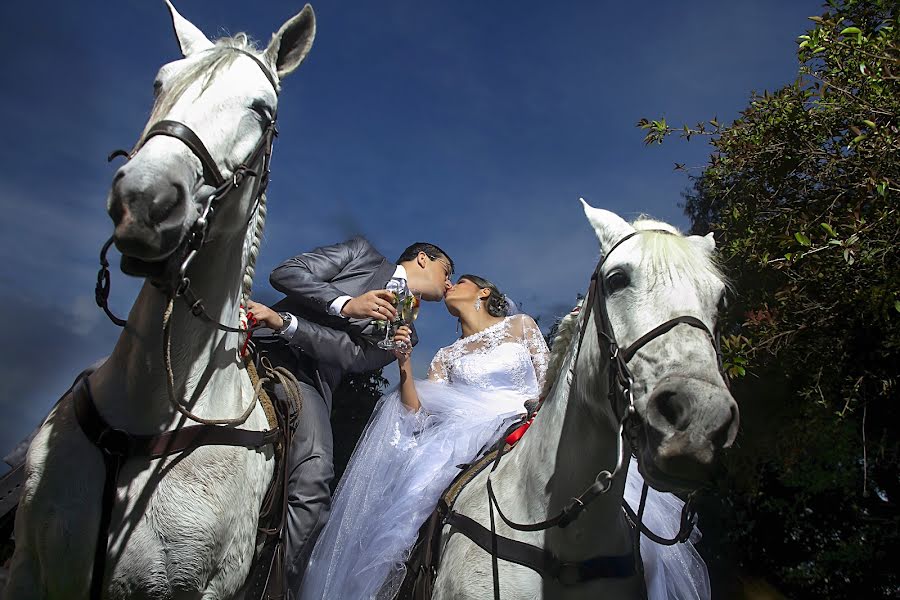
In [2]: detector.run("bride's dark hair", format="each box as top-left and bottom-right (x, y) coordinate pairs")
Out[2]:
(459, 274), (509, 317)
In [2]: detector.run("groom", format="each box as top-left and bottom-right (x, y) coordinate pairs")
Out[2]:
(247, 237), (453, 592)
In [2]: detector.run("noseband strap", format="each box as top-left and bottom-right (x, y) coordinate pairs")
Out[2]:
(144, 120), (227, 188)
(621, 315), (713, 363)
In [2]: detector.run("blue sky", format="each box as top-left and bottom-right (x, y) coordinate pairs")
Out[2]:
(0, 0), (820, 467)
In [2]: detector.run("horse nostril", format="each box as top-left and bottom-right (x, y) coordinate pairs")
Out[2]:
(652, 390), (690, 431)
(148, 182), (186, 224)
(709, 398), (740, 449)
(710, 419), (730, 450)
(108, 194), (125, 224)
(725, 401), (740, 447)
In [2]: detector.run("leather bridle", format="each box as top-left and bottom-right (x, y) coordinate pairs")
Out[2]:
(460, 230), (728, 597)
(96, 48), (279, 333)
(77, 49), (299, 600)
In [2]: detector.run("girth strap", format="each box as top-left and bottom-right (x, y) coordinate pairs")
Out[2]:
(445, 511), (635, 586)
(73, 378), (281, 458)
(72, 376), (280, 600)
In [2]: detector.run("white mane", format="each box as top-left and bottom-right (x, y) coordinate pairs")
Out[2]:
(632, 217), (725, 288)
(541, 303), (583, 398)
(241, 193), (267, 318)
(541, 216), (726, 396)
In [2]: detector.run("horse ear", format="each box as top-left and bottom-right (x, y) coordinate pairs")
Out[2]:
(580, 198), (634, 251)
(164, 0), (214, 57)
(688, 232), (716, 254)
(265, 5), (316, 79)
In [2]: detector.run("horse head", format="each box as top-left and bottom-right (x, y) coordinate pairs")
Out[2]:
(579, 199), (739, 493)
(107, 1), (315, 279)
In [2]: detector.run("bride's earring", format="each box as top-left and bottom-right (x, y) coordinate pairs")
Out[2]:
(474, 299), (481, 312)
(456, 319), (461, 334)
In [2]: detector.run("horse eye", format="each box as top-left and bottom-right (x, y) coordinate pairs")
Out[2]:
(717, 293), (728, 313)
(153, 79), (163, 97)
(605, 270), (630, 293)
(249, 100), (273, 121)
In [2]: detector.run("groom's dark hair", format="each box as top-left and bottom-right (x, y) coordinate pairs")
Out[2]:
(397, 242), (454, 274)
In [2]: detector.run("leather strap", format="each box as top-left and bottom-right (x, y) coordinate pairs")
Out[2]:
(446, 511), (635, 585)
(73, 378), (281, 458)
(623, 482), (698, 546)
(72, 376), (280, 600)
(231, 48), (280, 92)
(621, 315), (713, 363)
(144, 120), (226, 188)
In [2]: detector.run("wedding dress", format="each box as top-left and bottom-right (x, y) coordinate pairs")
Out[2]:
(297, 314), (709, 600)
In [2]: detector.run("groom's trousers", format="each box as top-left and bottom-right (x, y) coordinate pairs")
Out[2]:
(259, 339), (335, 597)
(282, 377), (334, 596)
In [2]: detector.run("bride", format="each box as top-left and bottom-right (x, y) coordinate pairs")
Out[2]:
(297, 274), (710, 599)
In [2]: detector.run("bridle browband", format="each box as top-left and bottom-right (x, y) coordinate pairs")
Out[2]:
(96, 47), (280, 332)
(456, 229), (727, 597)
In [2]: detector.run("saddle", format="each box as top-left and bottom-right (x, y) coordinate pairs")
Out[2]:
(397, 422), (521, 600)
(396, 418), (640, 600)
(237, 353), (304, 600)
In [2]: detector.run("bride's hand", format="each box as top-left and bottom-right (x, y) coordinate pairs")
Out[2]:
(393, 325), (413, 362)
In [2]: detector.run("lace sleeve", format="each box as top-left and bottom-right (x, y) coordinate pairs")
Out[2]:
(426, 348), (450, 383)
(517, 315), (550, 391)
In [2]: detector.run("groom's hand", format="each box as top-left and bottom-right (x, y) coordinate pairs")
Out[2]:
(246, 300), (284, 331)
(341, 290), (398, 321)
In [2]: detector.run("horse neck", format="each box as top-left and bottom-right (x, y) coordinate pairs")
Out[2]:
(94, 189), (257, 433)
(502, 312), (633, 558)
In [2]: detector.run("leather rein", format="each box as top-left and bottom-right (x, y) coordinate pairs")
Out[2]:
(448, 230), (725, 597)
(78, 49), (296, 600)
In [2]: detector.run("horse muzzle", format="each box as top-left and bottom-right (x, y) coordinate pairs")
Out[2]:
(635, 375), (739, 492)
(107, 163), (194, 263)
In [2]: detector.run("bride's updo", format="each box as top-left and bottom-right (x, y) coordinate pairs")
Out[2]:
(460, 274), (509, 317)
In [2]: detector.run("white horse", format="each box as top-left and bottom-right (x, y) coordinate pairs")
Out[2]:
(4, 3), (314, 598)
(433, 200), (740, 599)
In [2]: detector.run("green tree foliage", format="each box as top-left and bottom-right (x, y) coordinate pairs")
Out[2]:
(331, 369), (388, 484)
(640, 1), (898, 597)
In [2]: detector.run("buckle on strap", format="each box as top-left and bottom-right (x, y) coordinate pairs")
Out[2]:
(96, 427), (134, 458)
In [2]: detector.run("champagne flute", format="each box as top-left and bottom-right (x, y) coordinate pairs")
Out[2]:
(377, 278), (406, 350)
(395, 293), (420, 352)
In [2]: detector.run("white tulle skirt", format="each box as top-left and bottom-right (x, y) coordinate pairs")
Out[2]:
(624, 461), (711, 600)
(298, 380), (710, 600)
(298, 380), (526, 600)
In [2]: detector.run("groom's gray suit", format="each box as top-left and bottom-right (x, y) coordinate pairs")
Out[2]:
(263, 236), (417, 594)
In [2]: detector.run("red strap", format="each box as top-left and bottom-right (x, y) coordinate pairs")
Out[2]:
(241, 311), (258, 358)
(505, 416), (534, 446)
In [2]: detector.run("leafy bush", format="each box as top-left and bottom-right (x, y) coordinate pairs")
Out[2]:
(641, 1), (899, 596)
